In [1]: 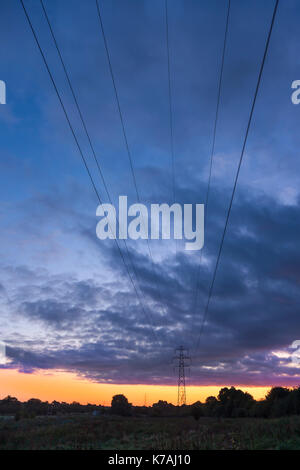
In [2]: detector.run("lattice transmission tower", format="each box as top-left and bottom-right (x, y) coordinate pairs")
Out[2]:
(173, 346), (190, 406)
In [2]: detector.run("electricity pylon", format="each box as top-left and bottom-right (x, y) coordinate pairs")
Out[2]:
(173, 346), (190, 406)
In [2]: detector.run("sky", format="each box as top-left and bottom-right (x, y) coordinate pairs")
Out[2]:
(1, 0), (300, 405)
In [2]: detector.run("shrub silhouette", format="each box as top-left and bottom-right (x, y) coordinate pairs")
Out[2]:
(111, 394), (132, 416)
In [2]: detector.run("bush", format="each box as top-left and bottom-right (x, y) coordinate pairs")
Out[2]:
(111, 395), (132, 416)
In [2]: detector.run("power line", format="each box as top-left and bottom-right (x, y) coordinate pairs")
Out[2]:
(39, 0), (111, 217)
(39, 0), (160, 340)
(165, 0), (175, 205)
(95, 0), (167, 321)
(191, 0), (231, 339)
(165, 0), (178, 265)
(19, 0), (159, 344)
(195, 0), (279, 348)
(95, 0), (139, 200)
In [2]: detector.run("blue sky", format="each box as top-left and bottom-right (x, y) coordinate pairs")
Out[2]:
(1, 0), (300, 387)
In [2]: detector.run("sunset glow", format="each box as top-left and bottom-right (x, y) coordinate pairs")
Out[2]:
(0, 369), (270, 405)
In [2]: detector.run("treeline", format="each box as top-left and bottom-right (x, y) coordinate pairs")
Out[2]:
(189, 386), (300, 419)
(1, 386), (300, 420)
(0, 396), (103, 420)
(110, 387), (300, 419)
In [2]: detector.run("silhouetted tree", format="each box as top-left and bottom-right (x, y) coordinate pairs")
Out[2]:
(0, 396), (21, 415)
(265, 387), (291, 417)
(111, 394), (132, 416)
(217, 387), (254, 418)
(152, 400), (176, 417)
(266, 387), (290, 403)
(204, 396), (219, 417)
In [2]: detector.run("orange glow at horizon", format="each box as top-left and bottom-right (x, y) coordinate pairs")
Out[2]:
(0, 369), (271, 405)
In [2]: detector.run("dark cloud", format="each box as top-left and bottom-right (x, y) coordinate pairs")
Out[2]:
(21, 299), (84, 326)
(1, 183), (300, 386)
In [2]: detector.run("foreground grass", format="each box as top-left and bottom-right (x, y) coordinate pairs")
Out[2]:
(1, 414), (300, 450)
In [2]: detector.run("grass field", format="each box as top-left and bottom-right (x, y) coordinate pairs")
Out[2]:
(1, 414), (300, 450)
